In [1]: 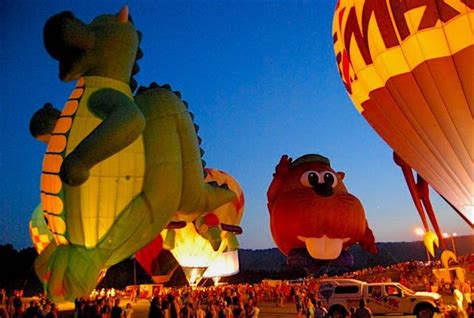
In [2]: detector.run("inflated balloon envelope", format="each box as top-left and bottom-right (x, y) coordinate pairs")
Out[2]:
(267, 154), (378, 269)
(203, 250), (240, 285)
(31, 7), (234, 301)
(136, 168), (245, 286)
(332, 0), (473, 228)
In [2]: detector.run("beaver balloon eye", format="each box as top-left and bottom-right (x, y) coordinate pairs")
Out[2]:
(323, 171), (337, 187)
(300, 171), (319, 187)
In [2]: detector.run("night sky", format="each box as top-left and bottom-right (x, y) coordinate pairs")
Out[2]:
(0, 0), (471, 250)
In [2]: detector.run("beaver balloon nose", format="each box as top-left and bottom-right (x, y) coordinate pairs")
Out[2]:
(308, 175), (334, 197)
(312, 182), (334, 197)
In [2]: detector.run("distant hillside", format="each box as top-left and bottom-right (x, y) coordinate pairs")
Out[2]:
(0, 235), (472, 293)
(231, 235), (474, 281)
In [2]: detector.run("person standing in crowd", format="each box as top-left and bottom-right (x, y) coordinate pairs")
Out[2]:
(349, 307), (357, 318)
(45, 304), (58, 318)
(11, 294), (22, 318)
(314, 301), (327, 318)
(130, 289), (137, 304)
(124, 303), (133, 318)
(100, 299), (110, 318)
(111, 299), (123, 318)
(355, 299), (372, 318)
(453, 286), (467, 318)
(196, 304), (205, 318)
(23, 300), (40, 318)
(462, 280), (472, 307)
(305, 298), (315, 318)
(148, 298), (162, 318)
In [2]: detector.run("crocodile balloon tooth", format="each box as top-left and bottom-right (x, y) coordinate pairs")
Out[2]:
(162, 84), (171, 90)
(194, 124), (199, 133)
(149, 82), (159, 89)
(189, 112), (195, 120)
(173, 91), (182, 98)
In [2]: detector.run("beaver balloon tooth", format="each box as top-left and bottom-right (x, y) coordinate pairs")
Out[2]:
(298, 235), (347, 260)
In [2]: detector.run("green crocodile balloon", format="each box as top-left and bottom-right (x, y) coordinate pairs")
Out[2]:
(31, 6), (234, 301)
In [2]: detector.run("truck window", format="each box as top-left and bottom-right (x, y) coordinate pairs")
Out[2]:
(387, 286), (401, 296)
(369, 286), (382, 298)
(334, 286), (359, 294)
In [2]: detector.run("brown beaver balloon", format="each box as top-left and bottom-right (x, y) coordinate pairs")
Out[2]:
(268, 154), (377, 260)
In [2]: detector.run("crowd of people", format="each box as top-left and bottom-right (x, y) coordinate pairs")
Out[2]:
(0, 254), (472, 318)
(0, 291), (58, 318)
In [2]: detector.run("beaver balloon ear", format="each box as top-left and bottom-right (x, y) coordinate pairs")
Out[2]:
(337, 172), (345, 180)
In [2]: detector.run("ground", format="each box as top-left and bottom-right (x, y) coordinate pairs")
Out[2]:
(56, 299), (300, 318)
(54, 297), (459, 318)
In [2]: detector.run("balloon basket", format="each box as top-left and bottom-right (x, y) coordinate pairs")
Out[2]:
(182, 267), (207, 287)
(212, 277), (221, 286)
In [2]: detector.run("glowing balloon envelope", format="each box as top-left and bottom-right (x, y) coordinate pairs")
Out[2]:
(157, 168), (245, 286)
(163, 223), (226, 286)
(332, 0), (473, 226)
(203, 250), (239, 285)
(267, 154), (377, 267)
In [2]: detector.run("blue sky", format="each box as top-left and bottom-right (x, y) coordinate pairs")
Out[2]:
(0, 0), (471, 251)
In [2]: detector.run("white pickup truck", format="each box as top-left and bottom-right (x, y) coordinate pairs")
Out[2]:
(317, 279), (442, 318)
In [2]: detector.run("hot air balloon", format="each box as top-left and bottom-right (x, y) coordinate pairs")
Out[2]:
(139, 168), (244, 286)
(30, 7), (234, 301)
(203, 250), (240, 285)
(134, 236), (179, 283)
(267, 154), (377, 270)
(332, 0), (473, 264)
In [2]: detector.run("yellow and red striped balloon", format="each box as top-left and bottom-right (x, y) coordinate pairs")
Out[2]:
(333, 0), (473, 226)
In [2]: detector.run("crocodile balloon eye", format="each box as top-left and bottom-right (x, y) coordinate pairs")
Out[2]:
(300, 171), (319, 187)
(323, 171), (337, 187)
